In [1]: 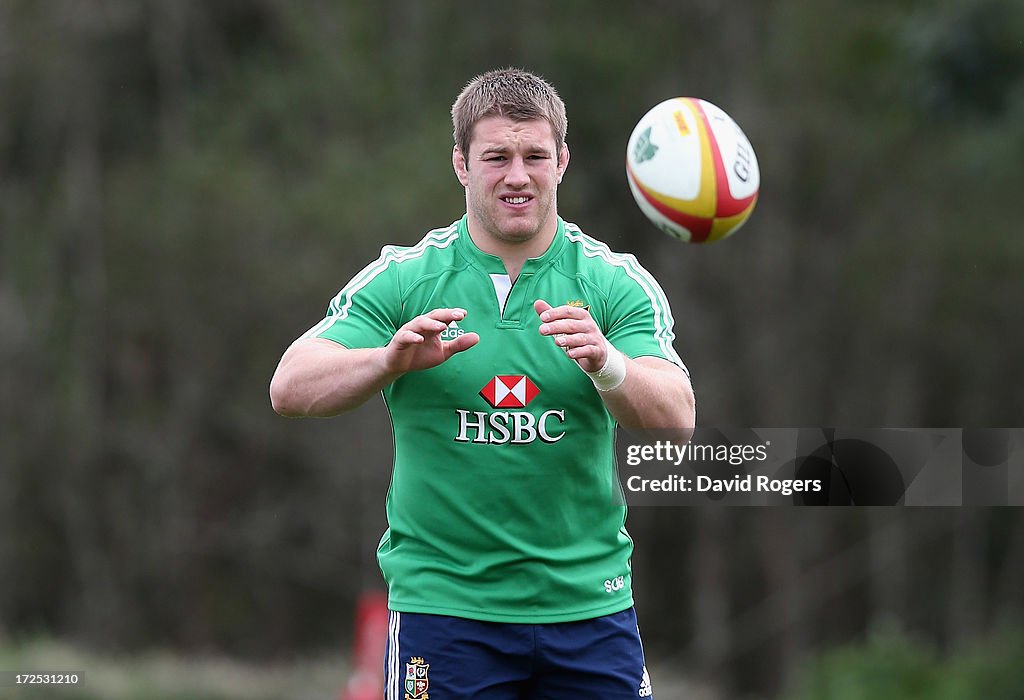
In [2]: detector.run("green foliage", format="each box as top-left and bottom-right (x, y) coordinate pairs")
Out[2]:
(794, 632), (1024, 700)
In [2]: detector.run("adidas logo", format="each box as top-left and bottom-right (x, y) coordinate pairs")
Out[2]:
(638, 666), (653, 697)
(441, 320), (466, 341)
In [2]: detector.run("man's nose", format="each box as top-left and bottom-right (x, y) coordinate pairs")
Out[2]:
(505, 157), (530, 187)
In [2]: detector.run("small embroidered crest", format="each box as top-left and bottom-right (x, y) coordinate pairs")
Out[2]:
(404, 656), (429, 700)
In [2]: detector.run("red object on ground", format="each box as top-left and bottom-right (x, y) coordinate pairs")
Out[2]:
(340, 591), (389, 700)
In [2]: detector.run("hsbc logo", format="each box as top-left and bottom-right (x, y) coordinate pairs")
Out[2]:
(455, 375), (565, 445)
(479, 375), (539, 408)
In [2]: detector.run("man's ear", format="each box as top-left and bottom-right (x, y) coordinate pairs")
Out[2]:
(453, 146), (470, 186)
(557, 142), (570, 184)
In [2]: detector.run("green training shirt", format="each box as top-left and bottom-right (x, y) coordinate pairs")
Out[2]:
(305, 216), (687, 623)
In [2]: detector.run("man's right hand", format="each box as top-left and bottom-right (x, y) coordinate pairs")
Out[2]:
(270, 308), (480, 417)
(383, 308), (480, 374)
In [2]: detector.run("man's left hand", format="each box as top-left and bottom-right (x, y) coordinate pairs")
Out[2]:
(534, 299), (607, 373)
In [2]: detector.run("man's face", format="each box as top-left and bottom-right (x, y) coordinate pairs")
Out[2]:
(454, 116), (569, 246)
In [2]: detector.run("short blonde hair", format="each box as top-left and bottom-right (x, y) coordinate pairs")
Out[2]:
(451, 68), (568, 160)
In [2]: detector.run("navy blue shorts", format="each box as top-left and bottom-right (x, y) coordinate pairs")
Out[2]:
(384, 607), (654, 699)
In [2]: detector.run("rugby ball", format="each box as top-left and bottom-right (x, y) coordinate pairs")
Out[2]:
(626, 97), (759, 243)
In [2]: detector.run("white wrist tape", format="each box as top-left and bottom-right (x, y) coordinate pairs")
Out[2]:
(586, 341), (627, 392)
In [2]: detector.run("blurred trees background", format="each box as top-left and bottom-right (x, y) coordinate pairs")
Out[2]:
(1, 1), (1023, 697)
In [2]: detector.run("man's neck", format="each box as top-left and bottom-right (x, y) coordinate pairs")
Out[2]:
(466, 220), (557, 282)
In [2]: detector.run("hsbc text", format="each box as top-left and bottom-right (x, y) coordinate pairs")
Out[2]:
(454, 409), (566, 444)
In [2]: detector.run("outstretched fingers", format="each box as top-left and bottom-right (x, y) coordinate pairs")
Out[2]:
(385, 308), (478, 373)
(424, 307), (469, 325)
(534, 298), (607, 370)
(395, 308), (468, 342)
(403, 315), (449, 337)
(534, 299), (553, 316)
(445, 331), (480, 358)
(391, 328), (426, 348)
